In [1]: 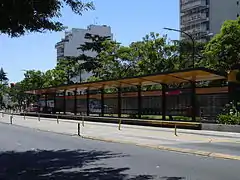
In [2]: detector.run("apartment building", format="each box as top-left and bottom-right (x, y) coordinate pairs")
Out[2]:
(55, 25), (113, 83)
(180, 0), (240, 41)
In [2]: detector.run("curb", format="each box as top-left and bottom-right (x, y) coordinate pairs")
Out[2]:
(81, 135), (240, 161)
(1, 118), (240, 161)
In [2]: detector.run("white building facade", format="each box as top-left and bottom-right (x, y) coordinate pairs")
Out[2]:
(180, 0), (240, 41)
(55, 25), (113, 83)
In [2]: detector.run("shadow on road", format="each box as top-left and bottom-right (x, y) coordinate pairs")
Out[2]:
(0, 149), (159, 180)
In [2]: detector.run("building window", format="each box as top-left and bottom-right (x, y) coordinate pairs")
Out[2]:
(57, 47), (64, 54)
(206, 11), (209, 18)
(206, 23), (210, 31)
(237, 14), (239, 18)
(237, 1), (239, 5)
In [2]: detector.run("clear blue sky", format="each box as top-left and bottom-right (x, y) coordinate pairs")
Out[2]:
(0, 0), (180, 83)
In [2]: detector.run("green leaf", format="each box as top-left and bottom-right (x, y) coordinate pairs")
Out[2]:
(0, 0), (94, 37)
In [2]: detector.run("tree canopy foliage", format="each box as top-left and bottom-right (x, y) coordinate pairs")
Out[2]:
(77, 33), (112, 74)
(80, 32), (206, 80)
(0, 67), (8, 85)
(6, 17), (240, 106)
(203, 17), (240, 72)
(0, 0), (94, 37)
(0, 67), (9, 107)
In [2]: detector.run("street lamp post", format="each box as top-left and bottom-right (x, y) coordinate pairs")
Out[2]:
(78, 51), (85, 84)
(164, 27), (195, 68)
(79, 67), (82, 83)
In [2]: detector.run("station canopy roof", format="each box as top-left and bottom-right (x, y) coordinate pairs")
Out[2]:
(25, 67), (227, 94)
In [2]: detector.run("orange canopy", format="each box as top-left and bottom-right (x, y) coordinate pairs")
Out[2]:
(25, 67), (226, 95)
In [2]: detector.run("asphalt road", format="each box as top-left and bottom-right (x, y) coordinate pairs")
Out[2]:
(6, 114), (240, 157)
(0, 124), (240, 180)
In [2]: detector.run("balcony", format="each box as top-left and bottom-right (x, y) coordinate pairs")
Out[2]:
(57, 50), (64, 56)
(183, 26), (208, 35)
(55, 41), (65, 48)
(181, 0), (207, 12)
(57, 54), (64, 59)
(181, 13), (208, 25)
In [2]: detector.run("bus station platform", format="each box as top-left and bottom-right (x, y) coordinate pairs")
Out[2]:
(19, 112), (201, 130)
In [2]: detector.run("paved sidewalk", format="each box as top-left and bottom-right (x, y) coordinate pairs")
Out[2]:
(1, 114), (240, 160)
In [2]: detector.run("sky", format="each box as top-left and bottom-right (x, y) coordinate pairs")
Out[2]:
(0, 0), (180, 83)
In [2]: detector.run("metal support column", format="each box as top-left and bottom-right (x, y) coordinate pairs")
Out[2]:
(86, 88), (90, 116)
(74, 88), (77, 115)
(137, 84), (142, 119)
(44, 93), (47, 113)
(162, 84), (167, 120)
(53, 92), (57, 113)
(117, 87), (122, 118)
(37, 94), (41, 113)
(101, 87), (104, 117)
(63, 90), (66, 115)
(191, 81), (197, 122)
(228, 82), (237, 104)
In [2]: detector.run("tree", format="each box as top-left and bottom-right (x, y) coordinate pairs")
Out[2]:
(174, 40), (206, 69)
(86, 32), (212, 90)
(22, 70), (45, 90)
(81, 39), (139, 80)
(129, 32), (178, 75)
(83, 32), (181, 81)
(8, 82), (27, 109)
(77, 33), (112, 74)
(10, 67), (77, 107)
(43, 68), (67, 87)
(203, 17), (240, 72)
(11, 70), (48, 107)
(0, 67), (8, 85)
(0, 0), (94, 37)
(92, 40), (123, 79)
(0, 68), (9, 107)
(55, 57), (79, 84)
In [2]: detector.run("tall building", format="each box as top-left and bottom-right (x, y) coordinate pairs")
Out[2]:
(55, 25), (113, 82)
(180, 0), (240, 41)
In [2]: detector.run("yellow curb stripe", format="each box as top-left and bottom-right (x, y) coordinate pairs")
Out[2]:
(209, 153), (240, 160)
(82, 135), (240, 161)
(210, 139), (240, 144)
